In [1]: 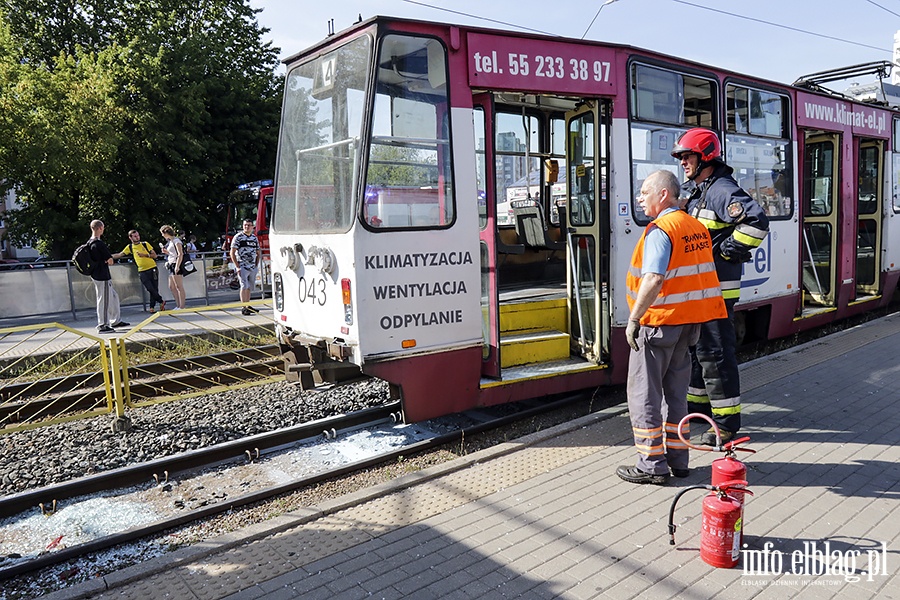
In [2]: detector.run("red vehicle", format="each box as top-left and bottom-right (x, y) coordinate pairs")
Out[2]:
(223, 180), (273, 288)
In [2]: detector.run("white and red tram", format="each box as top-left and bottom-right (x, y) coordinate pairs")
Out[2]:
(269, 16), (900, 422)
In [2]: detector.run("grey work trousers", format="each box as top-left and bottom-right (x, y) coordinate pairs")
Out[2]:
(626, 322), (700, 475)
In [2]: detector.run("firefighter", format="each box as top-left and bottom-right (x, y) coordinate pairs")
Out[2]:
(617, 170), (727, 485)
(671, 128), (770, 445)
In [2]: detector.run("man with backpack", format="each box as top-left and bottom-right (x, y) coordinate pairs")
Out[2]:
(112, 230), (167, 313)
(87, 220), (129, 333)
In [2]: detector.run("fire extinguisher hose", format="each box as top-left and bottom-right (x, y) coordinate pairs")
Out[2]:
(667, 485), (712, 545)
(677, 413), (755, 453)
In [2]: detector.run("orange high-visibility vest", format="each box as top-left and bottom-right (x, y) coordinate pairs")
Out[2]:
(627, 210), (727, 327)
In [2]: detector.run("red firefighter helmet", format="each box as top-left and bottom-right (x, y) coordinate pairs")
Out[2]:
(671, 128), (722, 163)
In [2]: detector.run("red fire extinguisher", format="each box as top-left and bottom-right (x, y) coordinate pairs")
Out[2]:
(678, 412), (755, 531)
(668, 480), (753, 568)
(667, 413), (757, 568)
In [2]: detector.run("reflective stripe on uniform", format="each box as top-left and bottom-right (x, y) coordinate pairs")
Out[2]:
(719, 279), (741, 300)
(664, 422), (689, 450)
(633, 426), (664, 456)
(709, 395), (740, 408)
(734, 223), (768, 247)
(687, 391), (710, 404)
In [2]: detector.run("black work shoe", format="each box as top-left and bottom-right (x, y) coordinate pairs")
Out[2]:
(671, 468), (690, 478)
(241, 307), (253, 316)
(700, 428), (735, 446)
(111, 321), (130, 328)
(616, 465), (669, 485)
(97, 325), (115, 334)
(247, 305), (260, 313)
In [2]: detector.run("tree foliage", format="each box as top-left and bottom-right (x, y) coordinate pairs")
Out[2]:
(0, 0), (283, 258)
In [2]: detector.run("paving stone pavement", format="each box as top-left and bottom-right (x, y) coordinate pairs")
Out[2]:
(46, 313), (900, 600)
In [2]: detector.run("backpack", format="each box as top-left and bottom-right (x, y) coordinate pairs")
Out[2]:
(72, 241), (96, 275)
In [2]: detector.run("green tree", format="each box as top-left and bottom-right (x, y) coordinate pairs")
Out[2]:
(0, 0), (282, 258)
(0, 17), (126, 257)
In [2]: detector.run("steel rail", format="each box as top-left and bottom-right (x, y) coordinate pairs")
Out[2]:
(0, 392), (603, 582)
(0, 402), (402, 520)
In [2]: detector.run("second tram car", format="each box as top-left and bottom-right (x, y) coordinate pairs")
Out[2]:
(269, 16), (900, 422)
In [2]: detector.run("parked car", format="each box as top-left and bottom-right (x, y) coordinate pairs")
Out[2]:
(0, 259), (33, 270)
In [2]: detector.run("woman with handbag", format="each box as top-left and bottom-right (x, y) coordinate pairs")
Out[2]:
(159, 225), (187, 309)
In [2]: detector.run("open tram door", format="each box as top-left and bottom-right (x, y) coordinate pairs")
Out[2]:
(473, 93), (502, 378)
(801, 133), (841, 309)
(565, 101), (611, 362)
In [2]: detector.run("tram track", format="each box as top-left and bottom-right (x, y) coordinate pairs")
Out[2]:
(0, 392), (601, 582)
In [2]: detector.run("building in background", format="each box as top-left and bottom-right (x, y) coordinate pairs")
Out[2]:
(0, 189), (39, 261)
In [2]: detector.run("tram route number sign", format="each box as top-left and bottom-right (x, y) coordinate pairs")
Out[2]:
(467, 33), (617, 96)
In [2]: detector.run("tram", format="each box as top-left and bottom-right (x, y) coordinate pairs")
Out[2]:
(269, 16), (900, 422)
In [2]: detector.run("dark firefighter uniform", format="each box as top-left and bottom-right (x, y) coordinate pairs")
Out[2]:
(683, 163), (770, 434)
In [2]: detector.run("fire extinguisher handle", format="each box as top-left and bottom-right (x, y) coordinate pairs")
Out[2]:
(724, 436), (755, 452)
(716, 479), (755, 496)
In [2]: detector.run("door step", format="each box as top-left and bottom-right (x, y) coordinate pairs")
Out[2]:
(500, 329), (569, 368)
(499, 298), (567, 334)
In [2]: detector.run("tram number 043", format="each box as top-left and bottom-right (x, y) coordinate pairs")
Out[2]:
(507, 53), (610, 82)
(298, 276), (327, 305)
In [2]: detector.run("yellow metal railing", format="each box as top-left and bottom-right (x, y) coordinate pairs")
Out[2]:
(0, 300), (279, 434)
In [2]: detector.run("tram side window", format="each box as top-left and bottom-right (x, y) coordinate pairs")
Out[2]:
(726, 85), (792, 219)
(727, 87), (785, 137)
(631, 64), (714, 127)
(725, 135), (793, 219)
(364, 35), (453, 229)
(629, 63), (715, 224)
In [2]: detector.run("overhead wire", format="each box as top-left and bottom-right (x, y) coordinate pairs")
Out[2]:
(670, 0), (891, 54)
(399, 0), (558, 36)
(864, 0), (900, 19)
(402, 0), (894, 57)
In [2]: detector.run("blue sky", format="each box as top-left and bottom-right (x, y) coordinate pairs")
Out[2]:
(249, 0), (900, 87)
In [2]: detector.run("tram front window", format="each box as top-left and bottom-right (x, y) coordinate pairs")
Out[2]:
(273, 35), (371, 234)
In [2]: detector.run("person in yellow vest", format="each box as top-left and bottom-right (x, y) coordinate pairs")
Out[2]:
(113, 230), (167, 313)
(617, 170), (727, 485)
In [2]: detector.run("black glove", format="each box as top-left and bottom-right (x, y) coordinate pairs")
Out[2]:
(626, 319), (640, 352)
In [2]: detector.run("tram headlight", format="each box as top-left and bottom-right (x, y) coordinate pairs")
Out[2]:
(341, 278), (353, 325)
(274, 272), (284, 312)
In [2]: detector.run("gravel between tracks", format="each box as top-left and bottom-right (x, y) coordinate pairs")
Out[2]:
(0, 379), (392, 497)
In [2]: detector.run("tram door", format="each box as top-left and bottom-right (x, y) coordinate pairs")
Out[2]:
(474, 94), (501, 378)
(856, 139), (883, 298)
(565, 101), (609, 361)
(801, 133), (841, 307)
